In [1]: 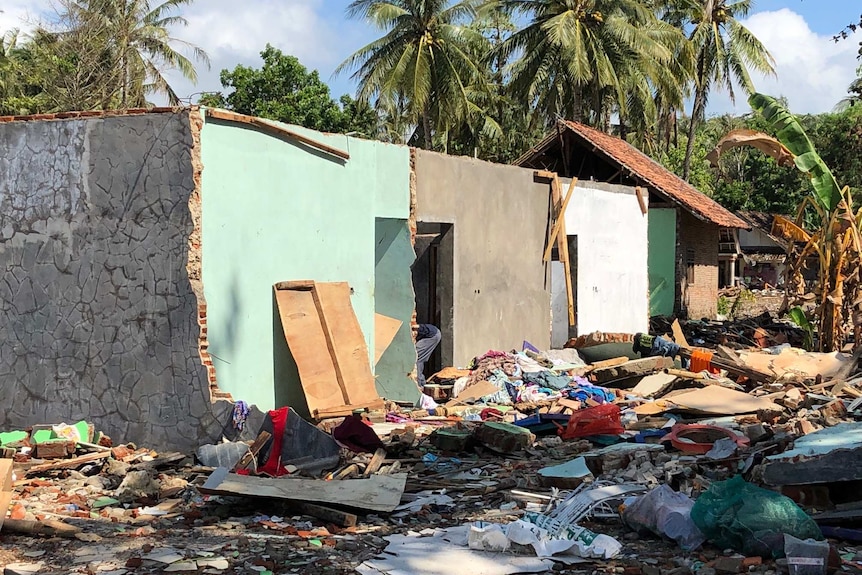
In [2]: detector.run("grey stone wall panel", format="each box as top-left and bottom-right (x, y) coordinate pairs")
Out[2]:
(0, 113), (222, 451)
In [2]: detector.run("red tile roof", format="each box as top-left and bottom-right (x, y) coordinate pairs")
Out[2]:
(517, 120), (750, 229)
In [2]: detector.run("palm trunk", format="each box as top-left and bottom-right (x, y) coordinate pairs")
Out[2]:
(683, 87), (705, 181)
(422, 107), (432, 150)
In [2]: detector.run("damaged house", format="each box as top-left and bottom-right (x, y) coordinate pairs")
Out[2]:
(515, 120), (751, 320)
(0, 108), (655, 450)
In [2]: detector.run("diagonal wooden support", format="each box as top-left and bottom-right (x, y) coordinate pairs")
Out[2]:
(543, 177), (578, 262)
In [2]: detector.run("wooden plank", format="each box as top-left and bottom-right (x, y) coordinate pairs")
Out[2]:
(374, 314), (403, 366)
(363, 448), (388, 477)
(25, 451), (111, 475)
(0, 491), (11, 531)
(543, 177), (578, 262)
(290, 502), (357, 527)
(233, 431), (272, 473)
(635, 186), (648, 215)
(200, 468), (407, 513)
(312, 283), (379, 408)
(205, 109), (350, 161)
(275, 286), (348, 413)
(1, 518), (81, 538)
(552, 176), (576, 326)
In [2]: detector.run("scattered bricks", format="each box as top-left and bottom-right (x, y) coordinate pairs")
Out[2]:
(714, 555), (745, 574)
(820, 400), (847, 423)
(474, 422), (535, 454)
(781, 388), (803, 410)
(741, 557), (762, 570)
(795, 419), (820, 436)
(34, 440), (75, 459)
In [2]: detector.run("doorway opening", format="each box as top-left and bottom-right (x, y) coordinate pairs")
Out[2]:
(412, 222), (454, 380)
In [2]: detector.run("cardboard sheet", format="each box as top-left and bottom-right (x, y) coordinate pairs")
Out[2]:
(630, 373), (677, 398)
(740, 348), (851, 379)
(668, 385), (782, 415)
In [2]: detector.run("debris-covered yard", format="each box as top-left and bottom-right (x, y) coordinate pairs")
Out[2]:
(3, 317), (862, 575)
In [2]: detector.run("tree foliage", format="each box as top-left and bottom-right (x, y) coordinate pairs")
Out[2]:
(202, 45), (378, 136)
(0, 0), (208, 113)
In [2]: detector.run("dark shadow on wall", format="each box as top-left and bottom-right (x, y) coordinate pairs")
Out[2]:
(272, 288), (309, 418)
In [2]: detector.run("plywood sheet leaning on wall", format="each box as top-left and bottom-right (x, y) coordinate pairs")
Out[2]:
(274, 281), (385, 419)
(0, 459), (13, 531)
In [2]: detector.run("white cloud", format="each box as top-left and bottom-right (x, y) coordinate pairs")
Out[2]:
(163, 0), (349, 104)
(0, 0), (51, 33)
(707, 8), (862, 116)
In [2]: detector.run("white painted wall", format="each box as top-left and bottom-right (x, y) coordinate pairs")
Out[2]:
(551, 180), (650, 344)
(739, 227), (780, 249)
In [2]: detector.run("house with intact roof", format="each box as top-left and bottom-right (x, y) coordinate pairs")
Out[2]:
(516, 119), (751, 320)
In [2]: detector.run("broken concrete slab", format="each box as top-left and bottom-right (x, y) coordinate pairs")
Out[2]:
(200, 467), (407, 513)
(591, 357), (674, 386)
(762, 422), (862, 486)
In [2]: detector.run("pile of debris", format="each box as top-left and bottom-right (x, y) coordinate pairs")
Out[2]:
(3, 324), (862, 574)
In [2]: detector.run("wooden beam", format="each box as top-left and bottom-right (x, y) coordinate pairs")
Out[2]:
(25, 451), (111, 475)
(205, 109), (350, 161)
(543, 177), (578, 262)
(290, 502), (357, 527)
(232, 431), (272, 473)
(635, 186), (648, 215)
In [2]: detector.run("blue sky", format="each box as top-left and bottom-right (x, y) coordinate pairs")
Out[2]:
(2, 0), (860, 115)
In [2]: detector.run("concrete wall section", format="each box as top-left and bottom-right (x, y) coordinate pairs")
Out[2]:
(414, 150), (551, 367)
(680, 211), (719, 319)
(200, 116), (414, 410)
(0, 113), (222, 451)
(561, 180), (649, 336)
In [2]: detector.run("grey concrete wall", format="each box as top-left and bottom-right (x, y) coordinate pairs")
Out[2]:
(0, 112), (226, 451)
(414, 150), (551, 367)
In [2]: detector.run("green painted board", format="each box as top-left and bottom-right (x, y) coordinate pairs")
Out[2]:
(0, 431), (27, 446)
(648, 208), (676, 317)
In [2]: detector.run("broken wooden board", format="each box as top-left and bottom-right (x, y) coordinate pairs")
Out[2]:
(374, 313), (403, 366)
(274, 281), (383, 419)
(200, 468), (407, 513)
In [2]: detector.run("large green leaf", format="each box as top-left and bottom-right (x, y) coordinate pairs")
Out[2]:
(748, 93), (842, 212)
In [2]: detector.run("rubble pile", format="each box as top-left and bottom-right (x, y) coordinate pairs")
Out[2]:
(3, 325), (862, 574)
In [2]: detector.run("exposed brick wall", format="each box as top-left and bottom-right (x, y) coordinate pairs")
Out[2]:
(679, 211), (719, 319)
(187, 110), (228, 400)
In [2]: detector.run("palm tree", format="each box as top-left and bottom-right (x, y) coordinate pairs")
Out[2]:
(64, 0), (210, 107)
(671, 0), (774, 181)
(494, 0), (684, 130)
(336, 0), (494, 150)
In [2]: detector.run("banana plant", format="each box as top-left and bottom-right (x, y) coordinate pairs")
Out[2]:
(708, 93), (862, 352)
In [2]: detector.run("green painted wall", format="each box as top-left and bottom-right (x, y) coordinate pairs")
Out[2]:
(649, 208), (677, 317)
(199, 113), (414, 411)
(374, 219), (419, 403)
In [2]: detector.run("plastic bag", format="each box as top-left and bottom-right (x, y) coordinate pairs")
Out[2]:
(558, 403), (624, 440)
(468, 522), (510, 551)
(691, 476), (823, 558)
(622, 485), (705, 551)
(513, 512), (622, 559)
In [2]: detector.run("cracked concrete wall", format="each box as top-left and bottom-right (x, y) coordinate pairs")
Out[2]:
(0, 112), (226, 451)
